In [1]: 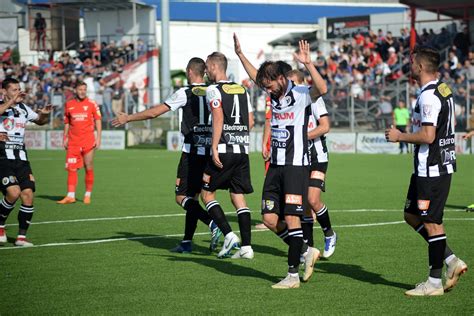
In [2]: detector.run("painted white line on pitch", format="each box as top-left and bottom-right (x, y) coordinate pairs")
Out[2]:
(1, 218), (472, 251)
(4, 208), (468, 227)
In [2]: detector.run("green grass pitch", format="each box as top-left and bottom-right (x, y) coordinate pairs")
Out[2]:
(1, 150), (473, 314)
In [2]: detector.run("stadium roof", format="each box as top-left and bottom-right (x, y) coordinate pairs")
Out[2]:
(23, 0), (406, 24)
(399, 0), (474, 20)
(18, 0), (151, 11)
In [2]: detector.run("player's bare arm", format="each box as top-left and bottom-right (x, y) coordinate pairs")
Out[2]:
(463, 130), (474, 139)
(211, 105), (224, 169)
(294, 40), (328, 100)
(34, 104), (53, 125)
(262, 118), (271, 161)
(112, 104), (170, 127)
(94, 119), (102, 149)
(233, 33), (258, 82)
(385, 125), (435, 145)
(63, 123), (69, 149)
(308, 116), (330, 140)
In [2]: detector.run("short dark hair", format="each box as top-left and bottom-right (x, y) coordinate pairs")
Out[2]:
(187, 57), (206, 77)
(2, 77), (19, 90)
(414, 46), (440, 73)
(256, 61), (289, 88)
(207, 52), (227, 71)
(75, 81), (87, 88)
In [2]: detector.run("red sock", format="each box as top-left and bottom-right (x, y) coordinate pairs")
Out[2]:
(67, 170), (78, 193)
(85, 169), (94, 192)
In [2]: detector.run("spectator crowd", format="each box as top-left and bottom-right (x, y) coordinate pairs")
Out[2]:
(0, 25), (472, 132)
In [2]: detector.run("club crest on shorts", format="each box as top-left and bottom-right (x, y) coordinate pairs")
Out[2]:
(263, 200), (274, 211)
(405, 199), (411, 209)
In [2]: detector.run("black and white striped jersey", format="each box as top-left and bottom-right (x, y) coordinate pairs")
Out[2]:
(206, 81), (253, 154)
(0, 102), (38, 161)
(165, 83), (212, 156)
(270, 80), (311, 166)
(308, 97), (329, 164)
(412, 80), (456, 177)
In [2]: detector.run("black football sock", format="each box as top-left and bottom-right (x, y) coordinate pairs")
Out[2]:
(428, 234), (446, 279)
(287, 228), (303, 274)
(181, 197), (212, 226)
(276, 225), (290, 245)
(237, 207), (251, 247)
(18, 205), (34, 236)
(415, 224), (454, 260)
(205, 200), (232, 236)
(0, 197), (16, 226)
(316, 205), (334, 237)
(301, 215), (314, 248)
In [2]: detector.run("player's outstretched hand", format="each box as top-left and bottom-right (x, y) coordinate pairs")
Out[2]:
(385, 125), (400, 142)
(38, 104), (53, 114)
(463, 131), (474, 140)
(112, 112), (128, 127)
(233, 33), (242, 56)
(212, 147), (223, 169)
(293, 40), (312, 65)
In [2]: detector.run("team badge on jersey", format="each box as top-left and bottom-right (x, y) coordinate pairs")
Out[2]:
(422, 104), (432, 118)
(437, 83), (452, 97)
(2, 177), (9, 185)
(210, 99), (221, 109)
(191, 86), (207, 96)
(3, 118), (14, 131)
(222, 84), (245, 95)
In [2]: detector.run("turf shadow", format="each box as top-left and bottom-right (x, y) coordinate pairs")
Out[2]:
(316, 262), (413, 290)
(163, 254), (279, 283)
(36, 194), (65, 201)
(113, 231), (211, 254)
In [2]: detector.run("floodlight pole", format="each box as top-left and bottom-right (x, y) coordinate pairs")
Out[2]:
(216, 0), (221, 51)
(161, 0), (171, 103)
(61, 7), (66, 51)
(133, 1), (138, 60)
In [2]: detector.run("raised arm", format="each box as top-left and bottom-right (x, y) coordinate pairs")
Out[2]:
(112, 104), (170, 127)
(293, 40), (328, 100)
(34, 104), (53, 125)
(234, 33), (258, 82)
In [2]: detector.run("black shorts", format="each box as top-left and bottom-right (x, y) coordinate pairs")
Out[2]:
(202, 153), (253, 194)
(175, 153), (207, 196)
(262, 165), (309, 217)
(0, 159), (36, 194)
(309, 161), (328, 191)
(404, 174), (452, 224)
